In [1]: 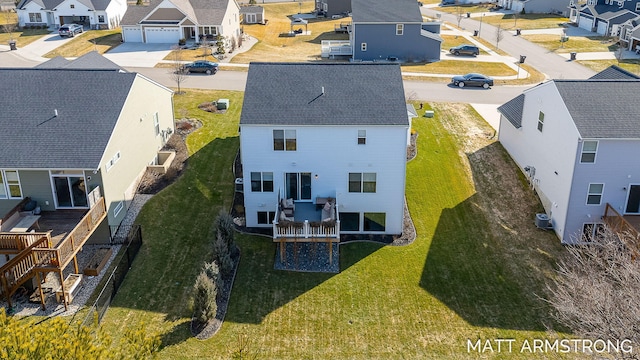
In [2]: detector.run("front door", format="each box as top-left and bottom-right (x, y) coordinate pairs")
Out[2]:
(625, 184), (640, 214)
(51, 173), (88, 208)
(285, 173), (311, 200)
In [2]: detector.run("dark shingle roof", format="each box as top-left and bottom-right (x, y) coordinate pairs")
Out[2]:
(589, 65), (640, 80)
(0, 69), (138, 169)
(240, 5), (262, 13)
(497, 94), (524, 129)
(19, 0), (108, 10)
(35, 52), (123, 70)
(599, 9), (638, 24)
(351, 0), (422, 23)
(555, 80), (640, 138)
(240, 63), (409, 126)
(121, 0), (231, 26)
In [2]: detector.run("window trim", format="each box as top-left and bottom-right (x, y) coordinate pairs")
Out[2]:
(273, 129), (296, 151)
(257, 211), (276, 225)
(105, 151), (121, 172)
(348, 172), (376, 193)
(586, 183), (604, 205)
(364, 212), (386, 232)
(537, 111), (545, 132)
(70, 4), (74, 8)
(98, 15), (105, 23)
(250, 172), (273, 192)
(396, 24), (404, 36)
(153, 112), (160, 136)
(357, 130), (366, 145)
(114, 200), (124, 217)
(28, 13), (42, 22)
(0, 170), (23, 199)
(580, 140), (598, 164)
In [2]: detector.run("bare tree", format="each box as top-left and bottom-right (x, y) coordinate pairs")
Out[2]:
(2, 10), (17, 42)
(614, 44), (626, 65)
(513, 10), (519, 29)
(495, 25), (504, 50)
(169, 45), (188, 95)
(456, 4), (464, 28)
(547, 226), (640, 347)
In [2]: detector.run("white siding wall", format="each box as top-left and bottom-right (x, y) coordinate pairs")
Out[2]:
(104, 0), (127, 29)
(17, 2), (46, 26)
(52, 0), (93, 26)
(99, 75), (174, 226)
(240, 124), (408, 234)
(220, 0), (241, 43)
(498, 82), (580, 242)
(567, 139), (640, 243)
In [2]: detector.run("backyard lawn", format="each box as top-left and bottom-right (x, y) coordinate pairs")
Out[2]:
(577, 59), (640, 73)
(521, 34), (618, 53)
(98, 89), (569, 358)
(43, 29), (123, 58)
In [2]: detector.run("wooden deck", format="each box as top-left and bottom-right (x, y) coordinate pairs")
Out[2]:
(602, 203), (640, 252)
(38, 210), (86, 247)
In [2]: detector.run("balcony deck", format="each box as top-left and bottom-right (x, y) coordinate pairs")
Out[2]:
(38, 210), (87, 247)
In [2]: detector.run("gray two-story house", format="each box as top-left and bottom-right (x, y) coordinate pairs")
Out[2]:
(570, 0), (640, 35)
(316, 0), (350, 17)
(497, 66), (640, 244)
(351, 0), (442, 62)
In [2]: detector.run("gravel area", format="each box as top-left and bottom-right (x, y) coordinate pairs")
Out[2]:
(274, 242), (339, 273)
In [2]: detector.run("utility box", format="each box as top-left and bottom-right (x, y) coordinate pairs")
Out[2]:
(424, 110), (434, 118)
(535, 213), (550, 229)
(235, 178), (243, 193)
(217, 98), (230, 110)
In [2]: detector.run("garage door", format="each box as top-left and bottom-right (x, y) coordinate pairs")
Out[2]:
(579, 16), (593, 31)
(122, 27), (143, 42)
(144, 27), (180, 43)
(596, 21), (608, 35)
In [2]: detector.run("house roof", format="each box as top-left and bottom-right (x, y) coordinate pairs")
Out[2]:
(554, 80), (640, 139)
(598, 9), (638, 23)
(0, 69), (138, 169)
(240, 63), (409, 126)
(589, 65), (640, 80)
(240, 5), (262, 13)
(121, 0), (232, 26)
(351, 0), (422, 23)
(35, 51), (123, 70)
(18, 0), (110, 11)
(497, 94), (524, 129)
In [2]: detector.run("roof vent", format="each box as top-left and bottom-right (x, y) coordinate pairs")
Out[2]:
(54, 109), (58, 117)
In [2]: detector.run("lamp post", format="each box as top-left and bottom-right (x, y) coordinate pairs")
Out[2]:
(298, 0), (302, 14)
(478, 13), (484, 37)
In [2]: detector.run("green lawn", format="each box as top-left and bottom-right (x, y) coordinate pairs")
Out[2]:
(481, 14), (569, 31)
(96, 89), (569, 358)
(577, 59), (640, 73)
(43, 29), (123, 58)
(401, 60), (516, 76)
(0, 11), (50, 47)
(521, 34), (618, 53)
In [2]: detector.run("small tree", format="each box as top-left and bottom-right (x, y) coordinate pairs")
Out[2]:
(547, 226), (640, 346)
(614, 44), (626, 65)
(216, 211), (237, 256)
(169, 45), (188, 95)
(456, 4), (464, 28)
(495, 24), (504, 50)
(193, 271), (217, 324)
(2, 10), (17, 42)
(249, 0), (256, 4)
(230, 36), (237, 53)
(216, 34), (226, 55)
(204, 261), (223, 294)
(513, 10), (519, 28)
(215, 232), (234, 276)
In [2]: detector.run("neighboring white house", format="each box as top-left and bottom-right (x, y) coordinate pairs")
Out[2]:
(16, 0), (127, 29)
(498, 0), (571, 15)
(497, 66), (640, 243)
(239, 63), (413, 238)
(120, 0), (240, 44)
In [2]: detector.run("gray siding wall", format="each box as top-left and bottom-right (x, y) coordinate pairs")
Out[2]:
(524, 0), (571, 15)
(325, 0), (351, 16)
(353, 23), (441, 62)
(565, 139), (640, 242)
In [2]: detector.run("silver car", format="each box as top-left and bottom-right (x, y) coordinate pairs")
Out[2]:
(59, 24), (83, 37)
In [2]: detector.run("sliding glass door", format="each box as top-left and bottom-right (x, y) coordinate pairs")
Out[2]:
(285, 172), (311, 200)
(51, 171), (88, 208)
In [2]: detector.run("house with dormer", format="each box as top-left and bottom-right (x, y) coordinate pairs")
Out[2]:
(570, 0), (640, 35)
(120, 0), (240, 44)
(16, 0), (127, 29)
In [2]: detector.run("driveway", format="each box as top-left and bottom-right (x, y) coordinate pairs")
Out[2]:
(104, 43), (175, 67)
(11, 32), (83, 62)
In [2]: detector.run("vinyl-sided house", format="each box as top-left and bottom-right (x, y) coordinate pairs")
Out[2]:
(497, 66), (640, 243)
(619, 16), (640, 50)
(240, 5), (264, 24)
(239, 63), (412, 240)
(570, 0), (640, 35)
(0, 66), (174, 309)
(120, 0), (240, 44)
(16, 0), (127, 29)
(349, 0), (442, 62)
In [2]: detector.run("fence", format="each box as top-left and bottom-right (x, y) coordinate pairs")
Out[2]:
(79, 225), (142, 328)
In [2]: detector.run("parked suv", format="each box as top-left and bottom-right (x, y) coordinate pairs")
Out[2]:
(449, 44), (480, 56)
(59, 24), (83, 37)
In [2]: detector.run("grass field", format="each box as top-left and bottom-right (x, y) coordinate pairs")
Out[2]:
(577, 59), (640, 73)
(0, 11), (50, 47)
(521, 34), (618, 53)
(481, 14), (569, 31)
(401, 60), (516, 76)
(96, 88), (570, 358)
(43, 29), (123, 58)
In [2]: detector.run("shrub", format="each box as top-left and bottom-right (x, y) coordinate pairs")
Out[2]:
(216, 212), (237, 256)
(203, 261), (223, 293)
(193, 271), (217, 324)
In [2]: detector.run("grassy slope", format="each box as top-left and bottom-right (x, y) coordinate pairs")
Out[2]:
(99, 90), (568, 359)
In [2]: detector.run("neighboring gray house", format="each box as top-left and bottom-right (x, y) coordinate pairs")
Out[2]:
(350, 0), (442, 62)
(35, 51), (124, 70)
(498, 0), (571, 15)
(240, 5), (264, 24)
(316, 0), (350, 17)
(619, 16), (640, 50)
(497, 66), (640, 243)
(570, 0), (640, 35)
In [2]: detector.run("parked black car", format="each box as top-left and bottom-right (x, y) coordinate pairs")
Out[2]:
(449, 44), (480, 56)
(58, 24), (83, 37)
(181, 60), (219, 75)
(451, 73), (494, 88)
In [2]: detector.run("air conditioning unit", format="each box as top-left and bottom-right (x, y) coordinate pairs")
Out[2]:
(535, 213), (551, 229)
(235, 178), (243, 193)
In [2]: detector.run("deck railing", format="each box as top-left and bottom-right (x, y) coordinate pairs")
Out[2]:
(0, 232), (51, 254)
(602, 203), (640, 251)
(273, 219), (340, 240)
(0, 235), (49, 305)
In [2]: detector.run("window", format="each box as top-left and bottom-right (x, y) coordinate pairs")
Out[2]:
(70, 4), (75, 8)
(0, 170), (22, 199)
(357, 130), (366, 145)
(348, 173), (376, 193)
(537, 111), (545, 132)
(273, 130), (296, 151)
(28, 13), (41, 22)
(396, 24), (404, 35)
(114, 200), (124, 217)
(339, 212), (359, 231)
(636, 2), (640, 11)
(250, 172), (273, 192)
(582, 223), (605, 242)
(257, 211), (276, 224)
(580, 140), (598, 163)
(153, 112), (160, 136)
(587, 183), (604, 205)
(361, 42), (367, 51)
(106, 151), (121, 172)
(98, 15), (105, 23)
(364, 212), (386, 231)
